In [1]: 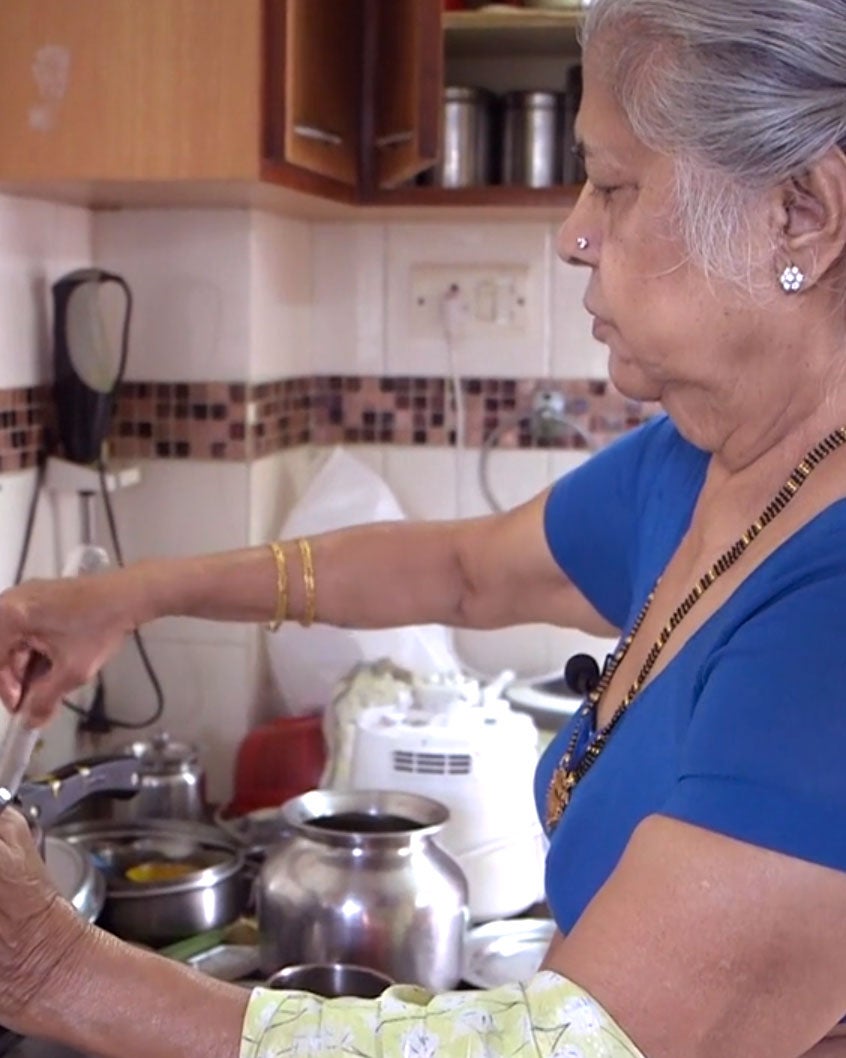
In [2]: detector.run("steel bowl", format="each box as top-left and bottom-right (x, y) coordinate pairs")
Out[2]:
(265, 963), (394, 998)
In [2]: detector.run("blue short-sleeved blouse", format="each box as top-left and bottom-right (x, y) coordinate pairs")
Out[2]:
(536, 413), (846, 934)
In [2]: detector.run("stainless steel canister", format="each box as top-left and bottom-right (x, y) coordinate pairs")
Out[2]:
(429, 86), (493, 188)
(501, 90), (562, 188)
(112, 733), (207, 822)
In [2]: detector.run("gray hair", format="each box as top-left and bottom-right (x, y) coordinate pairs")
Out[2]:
(581, 0), (846, 286)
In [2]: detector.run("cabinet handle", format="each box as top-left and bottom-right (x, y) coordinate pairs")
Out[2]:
(293, 124), (344, 147)
(375, 131), (414, 150)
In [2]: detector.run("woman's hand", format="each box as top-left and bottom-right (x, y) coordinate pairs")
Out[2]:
(0, 571), (141, 726)
(0, 809), (88, 1033)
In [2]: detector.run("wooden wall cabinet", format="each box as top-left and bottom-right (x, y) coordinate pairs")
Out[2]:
(0, 0), (264, 182)
(0, 0), (442, 205)
(0, 1), (582, 216)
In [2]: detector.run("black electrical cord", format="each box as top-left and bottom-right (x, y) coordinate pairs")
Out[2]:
(12, 455), (47, 587)
(95, 457), (165, 730)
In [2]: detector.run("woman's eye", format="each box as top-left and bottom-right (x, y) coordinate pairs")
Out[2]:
(589, 182), (621, 202)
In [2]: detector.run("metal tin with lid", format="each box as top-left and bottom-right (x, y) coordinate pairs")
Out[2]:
(114, 733), (207, 822)
(501, 90), (562, 188)
(428, 86), (494, 188)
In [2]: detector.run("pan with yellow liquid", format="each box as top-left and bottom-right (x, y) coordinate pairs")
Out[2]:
(52, 819), (247, 945)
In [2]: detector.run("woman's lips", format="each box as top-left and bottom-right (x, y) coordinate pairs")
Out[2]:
(591, 317), (610, 341)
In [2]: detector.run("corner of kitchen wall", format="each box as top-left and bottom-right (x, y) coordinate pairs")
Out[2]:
(249, 209), (314, 381)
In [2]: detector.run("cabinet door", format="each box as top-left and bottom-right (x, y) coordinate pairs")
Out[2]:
(363, 0), (443, 191)
(264, 0), (362, 189)
(0, 0), (263, 181)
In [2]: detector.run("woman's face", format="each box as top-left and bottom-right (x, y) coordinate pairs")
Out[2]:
(558, 43), (802, 453)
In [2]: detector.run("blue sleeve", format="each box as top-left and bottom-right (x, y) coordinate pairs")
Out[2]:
(661, 568), (846, 871)
(543, 414), (686, 629)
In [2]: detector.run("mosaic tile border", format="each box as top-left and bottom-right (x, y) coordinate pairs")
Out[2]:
(0, 386), (52, 473)
(0, 377), (652, 468)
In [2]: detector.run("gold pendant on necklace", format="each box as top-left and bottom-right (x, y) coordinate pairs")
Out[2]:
(546, 767), (577, 831)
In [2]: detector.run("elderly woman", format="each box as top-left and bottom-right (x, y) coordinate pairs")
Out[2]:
(2, 1), (846, 1056)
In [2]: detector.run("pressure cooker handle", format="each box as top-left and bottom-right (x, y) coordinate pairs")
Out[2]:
(16, 755), (141, 830)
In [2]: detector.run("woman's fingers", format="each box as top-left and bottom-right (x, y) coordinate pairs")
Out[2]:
(0, 577), (133, 726)
(16, 653), (59, 726)
(0, 669), (21, 712)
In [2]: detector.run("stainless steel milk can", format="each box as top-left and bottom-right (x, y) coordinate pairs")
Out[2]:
(257, 789), (469, 991)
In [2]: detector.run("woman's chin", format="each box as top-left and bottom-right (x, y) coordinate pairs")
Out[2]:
(607, 352), (662, 403)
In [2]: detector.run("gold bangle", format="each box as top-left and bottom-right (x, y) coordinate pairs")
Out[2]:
(266, 541), (288, 632)
(298, 537), (316, 627)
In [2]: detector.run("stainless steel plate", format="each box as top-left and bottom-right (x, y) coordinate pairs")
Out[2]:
(463, 918), (555, 988)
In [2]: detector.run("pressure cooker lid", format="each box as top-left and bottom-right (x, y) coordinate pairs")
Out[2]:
(44, 835), (106, 923)
(124, 732), (198, 773)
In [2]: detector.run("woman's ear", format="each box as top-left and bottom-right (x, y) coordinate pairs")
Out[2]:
(778, 147), (846, 286)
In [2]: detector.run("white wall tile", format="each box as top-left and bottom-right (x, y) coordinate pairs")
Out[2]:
(0, 467), (85, 588)
(92, 209), (251, 381)
(250, 211), (313, 381)
(312, 223), (386, 375)
(457, 445), (551, 519)
(249, 446), (325, 546)
(0, 193), (92, 387)
(385, 221), (552, 378)
(101, 637), (254, 804)
(549, 223), (608, 379)
(382, 446), (458, 521)
(98, 458), (251, 647)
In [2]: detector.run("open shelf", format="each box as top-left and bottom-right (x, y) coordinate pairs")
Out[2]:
(368, 7), (585, 213)
(444, 6), (584, 58)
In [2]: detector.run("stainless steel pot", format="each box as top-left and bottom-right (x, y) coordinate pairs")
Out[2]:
(43, 835), (106, 923)
(257, 789), (469, 991)
(53, 820), (247, 945)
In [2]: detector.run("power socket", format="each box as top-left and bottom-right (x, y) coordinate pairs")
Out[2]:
(410, 264), (530, 339)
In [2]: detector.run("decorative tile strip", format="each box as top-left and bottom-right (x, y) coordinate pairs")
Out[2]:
(0, 385), (52, 473)
(0, 377), (654, 467)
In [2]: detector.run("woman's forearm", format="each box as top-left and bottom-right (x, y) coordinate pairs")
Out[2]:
(32, 925), (248, 1058)
(134, 520), (468, 631)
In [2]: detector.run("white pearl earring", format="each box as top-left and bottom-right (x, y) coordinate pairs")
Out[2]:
(779, 264), (805, 293)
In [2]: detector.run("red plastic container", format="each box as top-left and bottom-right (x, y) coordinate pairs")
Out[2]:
(227, 714), (326, 816)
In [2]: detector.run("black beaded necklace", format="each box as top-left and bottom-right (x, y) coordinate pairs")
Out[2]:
(545, 424), (846, 832)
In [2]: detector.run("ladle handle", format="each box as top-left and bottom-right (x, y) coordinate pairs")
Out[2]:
(0, 653), (51, 815)
(0, 716), (40, 815)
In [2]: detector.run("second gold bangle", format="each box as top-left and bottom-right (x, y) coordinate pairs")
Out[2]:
(298, 537), (316, 627)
